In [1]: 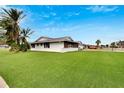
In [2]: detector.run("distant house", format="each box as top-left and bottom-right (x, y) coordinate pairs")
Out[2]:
(0, 27), (9, 48)
(87, 45), (97, 49)
(116, 41), (124, 48)
(30, 36), (80, 52)
(0, 27), (6, 35)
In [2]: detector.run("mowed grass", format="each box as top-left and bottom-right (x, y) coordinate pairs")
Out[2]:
(0, 49), (124, 88)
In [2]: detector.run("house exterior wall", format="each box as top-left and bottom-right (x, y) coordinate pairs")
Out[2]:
(31, 42), (64, 52)
(61, 48), (78, 52)
(31, 42), (79, 52)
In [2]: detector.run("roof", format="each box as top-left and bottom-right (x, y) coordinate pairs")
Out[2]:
(31, 36), (79, 44)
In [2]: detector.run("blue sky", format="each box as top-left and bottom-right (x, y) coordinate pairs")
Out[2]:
(1, 5), (124, 44)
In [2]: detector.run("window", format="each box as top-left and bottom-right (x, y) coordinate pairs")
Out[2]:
(64, 42), (78, 48)
(44, 43), (50, 48)
(31, 44), (35, 48)
(36, 43), (39, 46)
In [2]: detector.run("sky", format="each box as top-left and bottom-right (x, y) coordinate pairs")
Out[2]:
(0, 5), (124, 44)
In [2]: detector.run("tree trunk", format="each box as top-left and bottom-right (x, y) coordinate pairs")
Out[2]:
(17, 37), (20, 46)
(112, 47), (114, 52)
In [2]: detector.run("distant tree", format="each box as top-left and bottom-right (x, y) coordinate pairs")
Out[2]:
(106, 44), (109, 48)
(95, 39), (101, 47)
(111, 42), (116, 51)
(117, 40), (122, 48)
(101, 45), (106, 49)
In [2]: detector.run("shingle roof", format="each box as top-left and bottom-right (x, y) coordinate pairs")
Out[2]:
(32, 36), (79, 43)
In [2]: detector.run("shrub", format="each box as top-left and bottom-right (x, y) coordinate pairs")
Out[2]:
(20, 44), (28, 52)
(9, 42), (20, 52)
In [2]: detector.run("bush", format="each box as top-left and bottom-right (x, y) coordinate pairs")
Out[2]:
(9, 42), (20, 52)
(6, 40), (15, 46)
(20, 44), (28, 52)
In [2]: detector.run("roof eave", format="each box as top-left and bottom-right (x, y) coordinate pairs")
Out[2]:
(30, 40), (79, 44)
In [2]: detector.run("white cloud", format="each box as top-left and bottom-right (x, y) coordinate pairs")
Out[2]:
(45, 6), (53, 11)
(42, 14), (50, 18)
(67, 12), (81, 17)
(75, 12), (80, 16)
(86, 5), (118, 12)
(50, 12), (56, 16)
(40, 12), (56, 19)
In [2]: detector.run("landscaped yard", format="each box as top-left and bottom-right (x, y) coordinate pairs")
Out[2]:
(0, 49), (124, 88)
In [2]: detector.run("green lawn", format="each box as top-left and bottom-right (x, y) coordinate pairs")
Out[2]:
(0, 49), (124, 88)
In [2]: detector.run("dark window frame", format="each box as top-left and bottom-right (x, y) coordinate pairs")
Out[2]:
(44, 43), (50, 48)
(64, 41), (78, 48)
(31, 44), (35, 48)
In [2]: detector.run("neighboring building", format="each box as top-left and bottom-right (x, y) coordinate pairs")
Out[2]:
(87, 45), (97, 49)
(30, 36), (79, 52)
(0, 27), (8, 48)
(116, 41), (124, 48)
(0, 27), (6, 36)
(109, 41), (124, 48)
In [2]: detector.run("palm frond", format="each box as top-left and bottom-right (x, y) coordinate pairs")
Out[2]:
(20, 28), (34, 38)
(2, 8), (26, 22)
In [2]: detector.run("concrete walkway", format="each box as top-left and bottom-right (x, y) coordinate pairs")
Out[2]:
(0, 76), (9, 88)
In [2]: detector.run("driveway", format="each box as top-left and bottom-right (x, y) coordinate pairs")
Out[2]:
(0, 76), (9, 88)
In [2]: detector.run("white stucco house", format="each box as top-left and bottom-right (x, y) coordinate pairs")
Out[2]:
(30, 36), (81, 52)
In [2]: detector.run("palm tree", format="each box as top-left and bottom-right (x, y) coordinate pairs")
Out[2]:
(20, 28), (33, 51)
(0, 8), (26, 51)
(95, 39), (101, 47)
(0, 19), (14, 45)
(1, 8), (25, 45)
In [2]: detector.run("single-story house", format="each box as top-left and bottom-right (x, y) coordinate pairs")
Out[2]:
(30, 36), (81, 52)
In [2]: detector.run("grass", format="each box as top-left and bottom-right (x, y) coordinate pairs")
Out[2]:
(0, 49), (124, 88)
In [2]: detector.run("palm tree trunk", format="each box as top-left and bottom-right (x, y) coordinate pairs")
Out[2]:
(17, 37), (20, 45)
